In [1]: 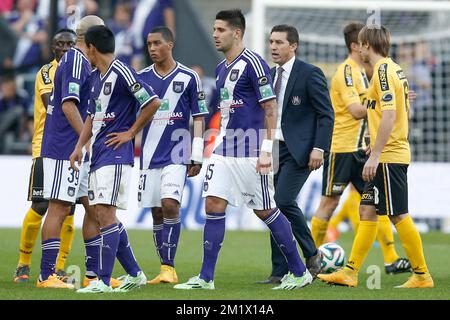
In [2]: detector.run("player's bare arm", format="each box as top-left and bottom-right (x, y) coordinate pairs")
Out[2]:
(257, 98), (277, 175)
(62, 99), (85, 135)
(362, 109), (396, 181)
(347, 102), (367, 120)
(188, 116), (205, 177)
(70, 116), (93, 171)
(106, 98), (161, 150)
(41, 93), (50, 110)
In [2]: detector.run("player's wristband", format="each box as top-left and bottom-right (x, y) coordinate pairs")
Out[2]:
(261, 139), (273, 153)
(190, 137), (204, 163)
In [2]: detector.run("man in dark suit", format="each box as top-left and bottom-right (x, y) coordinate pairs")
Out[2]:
(257, 25), (334, 284)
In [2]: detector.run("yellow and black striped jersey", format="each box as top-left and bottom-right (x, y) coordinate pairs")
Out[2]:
(329, 57), (369, 153)
(32, 59), (57, 159)
(365, 57), (411, 164)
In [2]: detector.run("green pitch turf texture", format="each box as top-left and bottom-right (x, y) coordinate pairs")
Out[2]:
(0, 228), (448, 300)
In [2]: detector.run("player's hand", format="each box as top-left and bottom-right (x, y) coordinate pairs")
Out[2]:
(70, 147), (83, 172)
(257, 151), (272, 175)
(408, 89), (417, 103)
(362, 154), (379, 182)
(308, 149), (323, 171)
(105, 130), (133, 150)
(187, 163), (202, 177)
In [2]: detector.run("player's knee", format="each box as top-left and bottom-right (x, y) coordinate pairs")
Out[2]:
(31, 201), (48, 216)
(151, 207), (164, 224)
(205, 196), (227, 213)
(319, 196), (340, 215)
(161, 198), (180, 218)
(359, 205), (377, 221)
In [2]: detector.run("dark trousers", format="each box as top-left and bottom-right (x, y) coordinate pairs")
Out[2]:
(270, 141), (317, 277)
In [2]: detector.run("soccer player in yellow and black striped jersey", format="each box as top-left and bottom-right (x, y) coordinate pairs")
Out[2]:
(13, 29), (77, 283)
(319, 25), (433, 288)
(311, 22), (411, 275)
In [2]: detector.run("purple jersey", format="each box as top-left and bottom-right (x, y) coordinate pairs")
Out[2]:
(214, 48), (276, 158)
(41, 47), (91, 160)
(88, 59), (158, 173)
(138, 63), (208, 169)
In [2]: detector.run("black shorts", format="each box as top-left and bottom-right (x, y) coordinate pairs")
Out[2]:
(27, 157), (47, 202)
(321, 150), (367, 196)
(360, 163), (409, 216)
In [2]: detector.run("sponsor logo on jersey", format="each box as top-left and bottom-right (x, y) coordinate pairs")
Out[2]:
(363, 97), (376, 110)
(32, 189), (43, 197)
(344, 65), (353, 86)
(88, 190), (94, 200)
(198, 99), (208, 113)
(229, 69), (240, 82)
(248, 199), (256, 206)
(134, 87), (151, 105)
(95, 99), (102, 112)
(378, 63), (389, 91)
(159, 99), (170, 111)
(41, 63), (53, 84)
(382, 93), (393, 102)
(220, 88), (230, 101)
(361, 191), (374, 201)
(99, 192), (104, 199)
(259, 84), (274, 99)
(103, 82), (112, 95)
(69, 82), (80, 95)
(258, 76), (268, 85)
(173, 81), (184, 93)
(198, 91), (206, 100)
(396, 69), (406, 80)
(332, 184), (346, 193)
(130, 82), (142, 93)
(47, 105), (54, 115)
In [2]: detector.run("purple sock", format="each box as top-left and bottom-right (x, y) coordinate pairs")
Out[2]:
(40, 238), (60, 281)
(263, 208), (306, 277)
(199, 212), (226, 282)
(161, 217), (181, 267)
(84, 235), (101, 278)
(116, 222), (140, 277)
(153, 223), (163, 263)
(99, 223), (119, 286)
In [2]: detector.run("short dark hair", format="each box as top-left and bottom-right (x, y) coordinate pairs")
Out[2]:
(85, 25), (115, 54)
(343, 22), (365, 53)
(54, 28), (77, 38)
(358, 25), (391, 57)
(149, 26), (174, 43)
(270, 25), (299, 46)
(216, 9), (246, 35)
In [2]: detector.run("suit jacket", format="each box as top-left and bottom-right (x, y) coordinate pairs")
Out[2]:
(271, 58), (334, 167)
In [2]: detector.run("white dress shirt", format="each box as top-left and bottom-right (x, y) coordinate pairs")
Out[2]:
(274, 55), (295, 141)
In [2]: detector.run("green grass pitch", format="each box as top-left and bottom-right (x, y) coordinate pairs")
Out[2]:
(0, 228), (448, 300)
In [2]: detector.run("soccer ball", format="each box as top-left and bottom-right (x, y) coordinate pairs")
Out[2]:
(318, 242), (345, 273)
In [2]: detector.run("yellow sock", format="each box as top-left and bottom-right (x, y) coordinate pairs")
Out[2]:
(18, 208), (44, 266)
(311, 216), (329, 247)
(376, 215), (400, 264)
(55, 215), (75, 271)
(394, 215), (428, 274)
(346, 220), (378, 272)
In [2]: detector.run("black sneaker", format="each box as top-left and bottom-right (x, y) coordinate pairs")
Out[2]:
(385, 258), (412, 274)
(306, 251), (323, 279)
(13, 265), (30, 283)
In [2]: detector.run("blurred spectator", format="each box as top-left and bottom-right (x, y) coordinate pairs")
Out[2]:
(37, 0), (98, 29)
(190, 65), (218, 125)
(6, 0), (47, 69)
(132, 0), (175, 67)
(109, 1), (140, 70)
(0, 74), (31, 154)
(0, 0), (14, 14)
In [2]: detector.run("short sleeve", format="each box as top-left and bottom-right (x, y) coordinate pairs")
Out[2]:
(36, 64), (53, 96)
(246, 53), (276, 103)
(376, 63), (396, 111)
(123, 65), (158, 109)
(340, 64), (362, 107)
(61, 54), (86, 104)
(188, 72), (209, 117)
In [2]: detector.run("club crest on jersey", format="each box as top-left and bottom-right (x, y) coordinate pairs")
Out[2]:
(67, 187), (75, 197)
(291, 96), (301, 105)
(103, 82), (112, 95)
(229, 69), (239, 82)
(173, 81), (184, 93)
(130, 82), (142, 93)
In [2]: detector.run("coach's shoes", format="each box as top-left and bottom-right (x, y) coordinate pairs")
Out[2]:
(306, 251), (323, 280)
(272, 271), (313, 290)
(318, 267), (358, 287)
(36, 274), (75, 289)
(148, 265), (178, 284)
(13, 265), (30, 283)
(173, 275), (215, 290)
(83, 276), (122, 288)
(385, 258), (412, 275)
(395, 273), (434, 288)
(77, 279), (113, 293)
(255, 276), (282, 284)
(114, 271), (147, 292)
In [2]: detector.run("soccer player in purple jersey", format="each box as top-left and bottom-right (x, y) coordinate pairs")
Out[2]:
(70, 25), (161, 293)
(174, 9), (312, 290)
(137, 26), (208, 284)
(37, 16), (106, 289)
